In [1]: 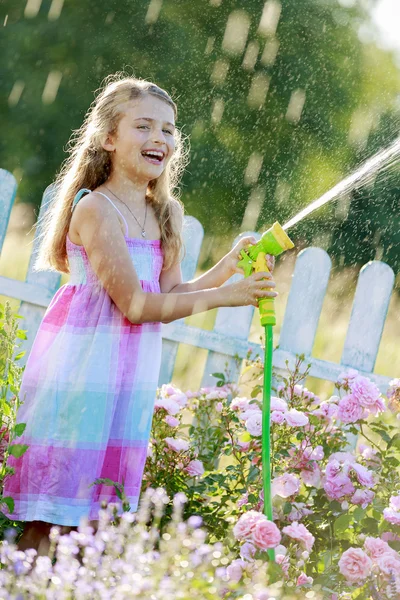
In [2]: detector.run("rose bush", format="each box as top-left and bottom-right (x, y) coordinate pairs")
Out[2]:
(142, 352), (400, 598)
(1, 301), (400, 599)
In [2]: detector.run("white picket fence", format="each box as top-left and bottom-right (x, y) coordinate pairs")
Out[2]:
(0, 168), (396, 394)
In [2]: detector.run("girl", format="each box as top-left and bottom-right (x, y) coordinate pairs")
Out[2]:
(2, 74), (276, 556)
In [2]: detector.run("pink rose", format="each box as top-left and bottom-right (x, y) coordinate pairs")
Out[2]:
(240, 541), (256, 562)
(351, 489), (375, 509)
(287, 502), (313, 522)
(337, 394), (364, 423)
(184, 459), (204, 477)
(275, 552), (290, 575)
(296, 572), (313, 586)
(338, 548), (372, 582)
(383, 508), (400, 526)
(230, 397), (252, 412)
(324, 473), (355, 500)
(215, 402), (223, 413)
(163, 384), (177, 395)
(337, 369), (359, 387)
(237, 493), (249, 508)
(233, 510), (264, 541)
(329, 452), (356, 465)
(351, 376), (381, 408)
(301, 463), (321, 488)
(387, 378), (400, 400)
(226, 558), (245, 582)
(351, 463), (375, 488)
(312, 400), (338, 420)
(383, 495), (400, 525)
(205, 389), (227, 400)
(271, 411), (285, 424)
(164, 437), (189, 452)
(237, 441), (250, 452)
(282, 522), (315, 552)
(364, 537), (393, 560)
(272, 473), (300, 498)
(155, 396), (181, 415)
(271, 396), (288, 412)
(325, 460), (341, 479)
(304, 445), (324, 461)
(389, 494), (400, 511)
(246, 413), (262, 437)
(377, 553), (400, 576)
(252, 518), (281, 550)
(170, 392), (188, 408)
(164, 415), (179, 427)
(284, 409), (309, 427)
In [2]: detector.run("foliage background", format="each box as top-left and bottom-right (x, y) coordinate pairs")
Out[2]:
(0, 0), (400, 274)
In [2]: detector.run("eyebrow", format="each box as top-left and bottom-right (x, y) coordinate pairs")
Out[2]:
(134, 117), (175, 129)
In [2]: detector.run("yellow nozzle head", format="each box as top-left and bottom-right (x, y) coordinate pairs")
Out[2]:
(247, 222), (294, 261)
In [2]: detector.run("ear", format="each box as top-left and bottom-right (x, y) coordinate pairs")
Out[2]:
(101, 133), (116, 153)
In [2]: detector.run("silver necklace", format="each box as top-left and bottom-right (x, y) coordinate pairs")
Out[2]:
(104, 185), (148, 238)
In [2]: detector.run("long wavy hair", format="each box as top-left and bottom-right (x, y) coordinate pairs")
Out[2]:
(33, 72), (190, 274)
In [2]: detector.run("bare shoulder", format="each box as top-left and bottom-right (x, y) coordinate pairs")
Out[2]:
(169, 198), (185, 228)
(69, 191), (124, 244)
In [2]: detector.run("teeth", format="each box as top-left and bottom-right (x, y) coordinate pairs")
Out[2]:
(143, 151), (163, 159)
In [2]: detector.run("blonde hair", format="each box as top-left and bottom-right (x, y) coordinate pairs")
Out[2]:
(34, 72), (190, 274)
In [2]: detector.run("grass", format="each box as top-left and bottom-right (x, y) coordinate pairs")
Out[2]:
(1, 227), (399, 397)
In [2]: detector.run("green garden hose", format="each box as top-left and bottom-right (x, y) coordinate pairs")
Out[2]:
(237, 223), (294, 562)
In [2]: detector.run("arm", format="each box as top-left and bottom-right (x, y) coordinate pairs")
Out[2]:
(160, 257), (232, 295)
(73, 194), (227, 325)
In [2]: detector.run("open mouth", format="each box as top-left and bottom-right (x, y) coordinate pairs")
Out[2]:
(141, 151), (164, 164)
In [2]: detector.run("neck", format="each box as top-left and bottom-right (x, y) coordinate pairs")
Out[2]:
(103, 173), (148, 208)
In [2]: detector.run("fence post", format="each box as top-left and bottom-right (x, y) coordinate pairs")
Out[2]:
(18, 184), (61, 361)
(200, 231), (259, 387)
(277, 247), (331, 380)
(0, 169), (17, 252)
(158, 217), (204, 386)
(341, 260), (395, 373)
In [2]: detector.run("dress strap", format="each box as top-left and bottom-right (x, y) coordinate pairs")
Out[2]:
(92, 191), (129, 237)
(71, 188), (92, 213)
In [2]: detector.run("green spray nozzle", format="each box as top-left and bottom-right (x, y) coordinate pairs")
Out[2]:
(237, 222), (294, 326)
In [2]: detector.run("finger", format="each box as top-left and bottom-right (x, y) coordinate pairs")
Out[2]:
(255, 271), (272, 279)
(241, 236), (257, 247)
(262, 290), (278, 297)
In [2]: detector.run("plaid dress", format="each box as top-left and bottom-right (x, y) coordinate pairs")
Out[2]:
(3, 189), (163, 526)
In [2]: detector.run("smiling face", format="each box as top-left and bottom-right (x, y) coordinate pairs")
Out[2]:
(104, 94), (176, 182)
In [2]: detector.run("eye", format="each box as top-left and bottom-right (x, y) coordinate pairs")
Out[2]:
(138, 125), (149, 129)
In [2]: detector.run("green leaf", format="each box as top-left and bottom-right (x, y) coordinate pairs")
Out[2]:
(8, 444), (29, 458)
(283, 502), (292, 515)
(362, 517), (379, 535)
(14, 423), (26, 437)
(14, 352), (26, 361)
(211, 372), (225, 381)
(334, 513), (352, 535)
(353, 507), (366, 522)
(1, 402), (11, 417)
(1, 496), (14, 514)
(388, 432), (400, 450)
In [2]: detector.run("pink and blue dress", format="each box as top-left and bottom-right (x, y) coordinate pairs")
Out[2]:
(2, 189), (163, 525)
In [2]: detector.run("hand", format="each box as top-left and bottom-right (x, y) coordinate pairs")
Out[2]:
(224, 270), (278, 308)
(224, 236), (276, 278)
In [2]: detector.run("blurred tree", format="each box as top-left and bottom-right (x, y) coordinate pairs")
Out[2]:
(0, 0), (399, 272)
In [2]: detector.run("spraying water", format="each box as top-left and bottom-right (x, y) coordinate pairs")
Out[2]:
(282, 135), (400, 231)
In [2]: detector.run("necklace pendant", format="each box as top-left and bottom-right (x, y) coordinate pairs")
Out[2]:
(141, 230), (146, 238)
